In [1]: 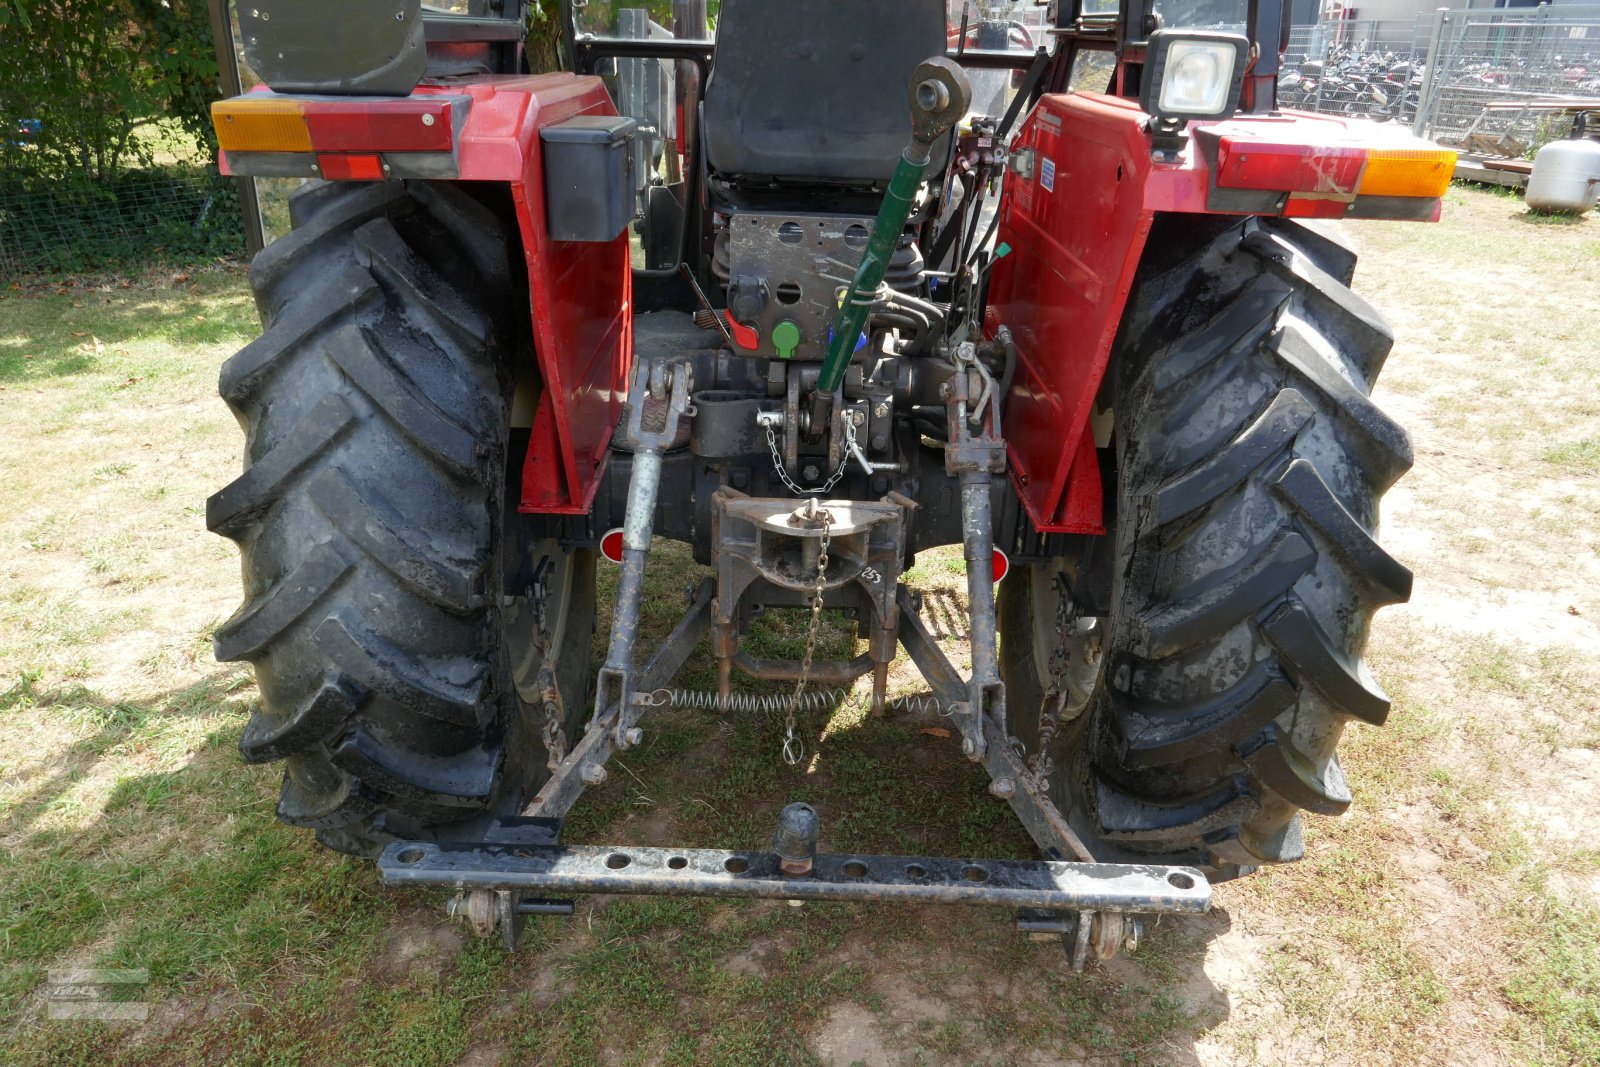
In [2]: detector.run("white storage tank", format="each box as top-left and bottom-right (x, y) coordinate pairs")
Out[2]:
(1526, 112), (1600, 215)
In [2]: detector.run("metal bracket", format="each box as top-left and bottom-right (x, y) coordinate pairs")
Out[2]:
(446, 889), (574, 951)
(712, 491), (911, 712)
(438, 816), (571, 949)
(897, 584), (1096, 866)
(938, 348), (1009, 757)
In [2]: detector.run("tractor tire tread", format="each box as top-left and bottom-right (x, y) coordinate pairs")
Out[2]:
(207, 393), (358, 538)
(1010, 215), (1412, 872)
(325, 322), (484, 481)
(213, 541), (354, 663)
(210, 179), (579, 856)
(308, 467), (485, 614)
(1099, 217), (1407, 864)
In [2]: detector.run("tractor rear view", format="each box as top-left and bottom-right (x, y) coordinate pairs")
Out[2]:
(205, 0), (1453, 963)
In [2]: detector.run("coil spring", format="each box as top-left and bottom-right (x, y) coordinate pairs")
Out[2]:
(886, 694), (953, 716)
(644, 688), (851, 714)
(643, 688), (954, 717)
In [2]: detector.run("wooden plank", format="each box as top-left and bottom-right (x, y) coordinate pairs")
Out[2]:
(1452, 157), (1528, 190)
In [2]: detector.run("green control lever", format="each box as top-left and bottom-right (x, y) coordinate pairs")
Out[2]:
(815, 57), (971, 396)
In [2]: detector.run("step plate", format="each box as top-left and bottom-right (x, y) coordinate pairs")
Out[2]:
(379, 842), (1211, 913)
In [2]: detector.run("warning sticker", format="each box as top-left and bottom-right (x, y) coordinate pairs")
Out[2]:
(1040, 157), (1056, 193)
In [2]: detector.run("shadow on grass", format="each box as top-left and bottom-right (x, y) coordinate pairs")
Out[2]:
(1510, 208), (1593, 227)
(0, 668), (400, 1066)
(526, 540), (1237, 1065)
(0, 540), (1233, 1065)
(0, 671), (247, 838)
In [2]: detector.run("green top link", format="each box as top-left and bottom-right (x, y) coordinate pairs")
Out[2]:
(816, 146), (932, 394)
(815, 57), (969, 396)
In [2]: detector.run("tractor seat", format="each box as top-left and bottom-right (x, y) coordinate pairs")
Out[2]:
(702, 0), (949, 184)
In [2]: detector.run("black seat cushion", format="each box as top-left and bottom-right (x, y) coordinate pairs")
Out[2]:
(703, 0), (949, 183)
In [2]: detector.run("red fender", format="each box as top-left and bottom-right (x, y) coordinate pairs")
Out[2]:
(218, 75), (634, 515)
(990, 93), (1449, 535)
(447, 74), (633, 515)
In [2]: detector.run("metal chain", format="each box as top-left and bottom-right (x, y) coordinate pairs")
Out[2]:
(783, 509), (833, 766)
(764, 419), (857, 497)
(541, 689), (568, 772)
(526, 567), (570, 774)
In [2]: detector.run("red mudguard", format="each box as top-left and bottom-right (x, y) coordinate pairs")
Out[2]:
(990, 93), (1448, 535)
(444, 75), (633, 515)
(219, 75), (630, 514)
(219, 74), (631, 514)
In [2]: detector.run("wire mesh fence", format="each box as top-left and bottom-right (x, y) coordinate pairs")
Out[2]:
(0, 166), (245, 281)
(1282, 6), (1600, 152)
(1282, 16), (1435, 124)
(1413, 4), (1600, 153)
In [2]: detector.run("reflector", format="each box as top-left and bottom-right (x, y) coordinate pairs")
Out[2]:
(1358, 148), (1456, 199)
(212, 94), (455, 155)
(212, 98), (312, 154)
(305, 101), (453, 152)
(1215, 140), (1366, 195)
(318, 154), (386, 181)
(991, 548), (1009, 584)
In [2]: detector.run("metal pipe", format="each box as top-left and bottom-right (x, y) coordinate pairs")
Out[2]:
(1413, 8), (1450, 137)
(732, 650), (876, 685)
(380, 842), (1213, 914)
(960, 468), (999, 708)
(598, 446), (661, 693)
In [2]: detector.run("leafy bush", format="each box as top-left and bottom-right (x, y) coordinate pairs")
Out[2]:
(0, 0), (219, 184)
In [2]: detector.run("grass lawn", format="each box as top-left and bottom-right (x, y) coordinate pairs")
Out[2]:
(0, 183), (1597, 1066)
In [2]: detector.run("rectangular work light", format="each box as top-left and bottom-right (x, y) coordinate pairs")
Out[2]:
(1139, 30), (1250, 122)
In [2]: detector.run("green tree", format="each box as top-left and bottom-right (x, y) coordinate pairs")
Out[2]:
(0, 0), (218, 183)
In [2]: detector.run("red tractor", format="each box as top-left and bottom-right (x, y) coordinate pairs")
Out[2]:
(206, 0), (1452, 960)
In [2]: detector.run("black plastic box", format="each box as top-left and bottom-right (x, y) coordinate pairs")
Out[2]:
(541, 115), (639, 243)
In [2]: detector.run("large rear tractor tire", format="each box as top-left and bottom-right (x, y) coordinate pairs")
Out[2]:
(1000, 215), (1412, 877)
(208, 180), (595, 858)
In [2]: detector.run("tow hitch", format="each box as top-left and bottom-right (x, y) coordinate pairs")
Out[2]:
(379, 358), (1214, 969)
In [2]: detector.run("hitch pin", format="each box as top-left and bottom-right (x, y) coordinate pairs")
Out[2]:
(846, 420), (904, 475)
(847, 432), (878, 476)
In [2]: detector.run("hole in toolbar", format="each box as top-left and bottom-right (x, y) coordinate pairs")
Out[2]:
(605, 853), (631, 870)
